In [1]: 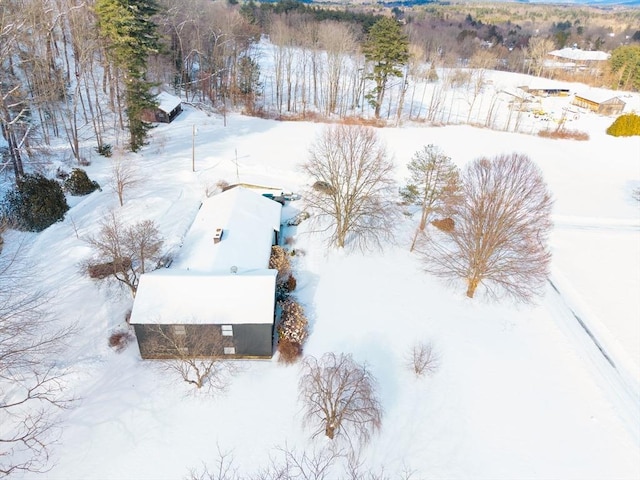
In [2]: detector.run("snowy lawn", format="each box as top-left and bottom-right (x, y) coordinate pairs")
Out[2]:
(9, 96), (640, 479)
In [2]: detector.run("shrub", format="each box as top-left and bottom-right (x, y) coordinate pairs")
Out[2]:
(277, 338), (303, 364)
(286, 274), (297, 292)
(277, 298), (308, 363)
(95, 143), (112, 157)
(606, 113), (640, 137)
(2, 174), (69, 232)
(431, 217), (455, 232)
(87, 257), (132, 279)
(64, 168), (100, 195)
(537, 129), (589, 141)
(109, 329), (135, 353)
(269, 245), (291, 283)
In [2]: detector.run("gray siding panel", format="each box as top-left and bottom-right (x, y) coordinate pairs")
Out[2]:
(132, 323), (273, 359)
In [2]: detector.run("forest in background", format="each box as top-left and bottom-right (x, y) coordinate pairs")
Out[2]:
(1, 0), (639, 180)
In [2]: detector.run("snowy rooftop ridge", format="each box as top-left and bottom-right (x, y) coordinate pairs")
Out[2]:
(549, 48), (610, 61)
(172, 187), (282, 273)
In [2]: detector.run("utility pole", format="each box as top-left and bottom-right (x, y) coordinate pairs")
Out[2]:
(235, 148), (239, 182)
(192, 124), (196, 172)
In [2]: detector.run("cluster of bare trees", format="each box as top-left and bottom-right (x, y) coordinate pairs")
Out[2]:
(302, 127), (552, 301)
(0, 0), (120, 172)
(2, 0), (634, 178)
(189, 443), (418, 480)
(268, 17), (363, 117)
(158, 0), (261, 110)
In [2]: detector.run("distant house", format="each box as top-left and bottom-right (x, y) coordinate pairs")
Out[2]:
(545, 48), (610, 72)
(572, 92), (626, 115)
(130, 187), (283, 359)
(151, 92), (182, 123)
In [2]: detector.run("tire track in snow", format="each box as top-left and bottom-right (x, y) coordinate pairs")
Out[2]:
(547, 279), (616, 370)
(552, 215), (640, 232)
(546, 276), (640, 445)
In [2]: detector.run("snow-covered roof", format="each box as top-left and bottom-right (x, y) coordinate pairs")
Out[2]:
(172, 187), (281, 273)
(574, 90), (625, 105)
(129, 269), (277, 325)
(156, 92), (182, 114)
(549, 48), (610, 62)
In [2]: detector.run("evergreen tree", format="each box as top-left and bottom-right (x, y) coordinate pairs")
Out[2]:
(2, 174), (69, 232)
(362, 17), (409, 119)
(609, 45), (640, 92)
(401, 145), (461, 251)
(95, 0), (161, 151)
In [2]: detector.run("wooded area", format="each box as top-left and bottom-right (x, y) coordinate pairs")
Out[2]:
(0, 0), (638, 181)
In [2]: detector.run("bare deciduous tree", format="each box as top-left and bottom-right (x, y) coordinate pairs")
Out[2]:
(188, 445), (240, 480)
(85, 212), (163, 296)
(419, 153), (553, 301)
(299, 352), (382, 445)
(406, 341), (439, 377)
(301, 125), (398, 250)
(0, 247), (75, 475)
(401, 145), (461, 251)
(143, 324), (237, 395)
(526, 37), (554, 77)
(110, 153), (140, 207)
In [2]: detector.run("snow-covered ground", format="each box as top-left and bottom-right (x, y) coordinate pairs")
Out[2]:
(6, 71), (640, 479)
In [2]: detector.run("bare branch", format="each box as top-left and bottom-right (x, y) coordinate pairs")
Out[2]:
(143, 324), (239, 395)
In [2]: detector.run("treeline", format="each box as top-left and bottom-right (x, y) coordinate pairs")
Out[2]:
(1, 0), (639, 181)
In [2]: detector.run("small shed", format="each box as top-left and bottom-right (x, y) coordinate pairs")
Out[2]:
(572, 92), (626, 115)
(130, 187), (283, 359)
(153, 92), (182, 123)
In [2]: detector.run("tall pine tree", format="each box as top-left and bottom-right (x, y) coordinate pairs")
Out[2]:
(363, 18), (409, 119)
(95, 0), (160, 151)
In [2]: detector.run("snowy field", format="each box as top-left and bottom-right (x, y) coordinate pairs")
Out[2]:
(6, 73), (640, 479)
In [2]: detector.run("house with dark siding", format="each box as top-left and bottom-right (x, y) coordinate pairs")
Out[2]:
(130, 187), (282, 359)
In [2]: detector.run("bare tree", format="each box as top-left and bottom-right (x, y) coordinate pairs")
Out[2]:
(188, 445), (240, 480)
(405, 341), (439, 377)
(419, 153), (553, 301)
(299, 353), (382, 445)
(85, 212), (163, 297)
(526, 37), (554, 77)
(0, 246), (75, 475)
(301, 125), (398, 251)
(401, 145), (460, 252)
(142, 325), (237, 394)
(110, 153), (140, 207)
(319, 22), (356, 116)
